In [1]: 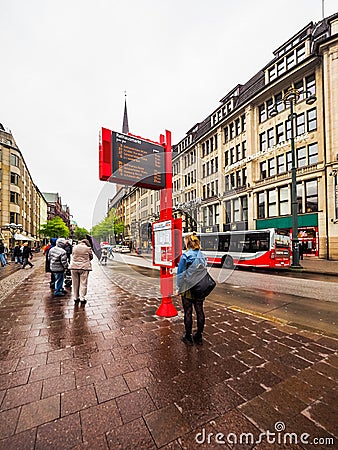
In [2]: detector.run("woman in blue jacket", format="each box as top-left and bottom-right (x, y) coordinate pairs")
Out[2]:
(176, 232), (207, 346)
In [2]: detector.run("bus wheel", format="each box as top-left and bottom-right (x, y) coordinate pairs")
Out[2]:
(222, 256), (234, 269)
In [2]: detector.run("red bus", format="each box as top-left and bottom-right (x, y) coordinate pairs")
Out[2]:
(188, 229), (290, 269)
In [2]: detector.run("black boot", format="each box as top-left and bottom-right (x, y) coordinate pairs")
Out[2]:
(193, 332), (203, 345)
(181, 334), (193, 346)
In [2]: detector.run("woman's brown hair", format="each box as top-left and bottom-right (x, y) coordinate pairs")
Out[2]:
(184, 232), (201, 250)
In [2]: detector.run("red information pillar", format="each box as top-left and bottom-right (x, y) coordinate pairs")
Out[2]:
(156, 130), (178, 317)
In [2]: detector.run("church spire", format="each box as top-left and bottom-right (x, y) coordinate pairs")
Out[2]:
(122, 91), (129, 134)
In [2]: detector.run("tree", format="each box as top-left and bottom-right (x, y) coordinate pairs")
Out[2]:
(39, 216), (70, 238)
(91, 209), (124, 243)
(73, 227), (89, 241)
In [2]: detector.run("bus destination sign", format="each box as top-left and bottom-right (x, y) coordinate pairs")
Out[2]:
(111, 131), (165, 189)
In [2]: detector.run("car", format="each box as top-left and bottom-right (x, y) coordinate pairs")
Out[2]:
(120, 246), (131, 253)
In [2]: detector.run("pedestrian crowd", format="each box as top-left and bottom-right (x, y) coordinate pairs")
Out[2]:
(0, 239), (34, 269)
(44, 238), (93, 305)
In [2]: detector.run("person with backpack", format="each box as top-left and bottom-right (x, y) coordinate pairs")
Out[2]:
(176, 232), (208, 346)
(48, 238), (68, 297)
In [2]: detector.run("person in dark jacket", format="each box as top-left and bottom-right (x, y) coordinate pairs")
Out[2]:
(48, 238), (68, 297)
(176, 232), (207, 346)
(21, 242), (34, 269)
(13, 244), (22, 264)
(64, 240), (72, 262)
(45, 238), (57, 289)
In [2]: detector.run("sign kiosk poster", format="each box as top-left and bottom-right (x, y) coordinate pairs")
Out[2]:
(152, 220), (174, 268)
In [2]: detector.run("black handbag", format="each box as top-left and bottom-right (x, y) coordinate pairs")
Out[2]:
(190, 270), (216, 298)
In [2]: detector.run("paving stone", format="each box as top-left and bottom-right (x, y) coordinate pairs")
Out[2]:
(35, 412), (82, 449)
(0, 406), (20, 439)
(116, 388), (156, 423)
(95, 375), (130, 403)
(29, 361), (61, 382)
(0, 368), (30, 390)
(0, 428), (37, 450)
(1, 380), (42, 411)
(123, 367), (156, 391)
(16, 394), (60, 433)
(80, 399), (122, 442)
(302, 401), (338, 438)
(42, 372), (76, 398)
(61, 385), (98, 416)
(144, 403), (191, 448)
(75, 364), (107, 387)
(106, 417), (156, 449)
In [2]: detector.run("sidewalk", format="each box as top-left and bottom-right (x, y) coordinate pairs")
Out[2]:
(0, 261), (336, 449)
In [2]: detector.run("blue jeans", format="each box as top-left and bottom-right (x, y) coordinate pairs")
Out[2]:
(54, 272), (64, 295)
(0, 254), (6, 266)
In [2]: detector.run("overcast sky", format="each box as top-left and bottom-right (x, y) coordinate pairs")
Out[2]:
(1, 0), (337, 230)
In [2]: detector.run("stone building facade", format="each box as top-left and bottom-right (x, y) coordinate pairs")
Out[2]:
(109, 13), (338, 259)
(0, 124), (47, 248)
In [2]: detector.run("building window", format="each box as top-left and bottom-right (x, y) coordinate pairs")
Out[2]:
(258, 192), (265, 219)
(286, 52), (295, 70)
(296, 113), (305, 135)
(225, 201), (231, 223)
(267, 128), (274, 148)
(306, 73), (316, 95)
(259, 132), (267, 151)
(259, 104), (266, 123)
(260, 161), (267, 179)
(275, 93), (284, 113)
(233, 198), (240, 222)
(224, 127), (229, 143)
(267, 189), (277, 217)
(236, 144), (241, 161)
(268, 158), (276, 176)
(241, 114), (246, 132)
(235, 118), (241, 135)
(10, 153), (19, 167)
(10, 191), (19, 204)
(225, 151), (229, 167)
(277, 60), (285, 76)
(285, 118), (292, 140)
(307, 108), (317, 131)
(297, 182), (303, 213)
(279, 186), (289, 215)
(294, 79), (304, 101)
(241, 196), (248, 222)
(296, 44), (306, 62)
(277, 154), (285, 174)
(236, 170), (242, 187)
(286, 151), (292, 171)
(229, 123), (235, 139)
(276, 123), (284, 144)
(297, 146), (306, 167)
(268, 66), (276, 81)
(230, 147), (235, 164)
(242, 168), (247, 186)
(305, 179), (318, 212)
(308, 142), (318, 165)
(242, 141), (247, 159)
(10, 212), (20, 223)
(10, 172), (19, 185)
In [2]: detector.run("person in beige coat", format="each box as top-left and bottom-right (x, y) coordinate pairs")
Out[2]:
(69, 239), (93, 305)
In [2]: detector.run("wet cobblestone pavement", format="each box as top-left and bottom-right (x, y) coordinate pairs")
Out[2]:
(0, 261), (337, 449)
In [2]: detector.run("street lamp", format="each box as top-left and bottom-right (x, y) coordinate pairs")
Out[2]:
(269, 87), (317, 268)
(4, 223), (23, 259)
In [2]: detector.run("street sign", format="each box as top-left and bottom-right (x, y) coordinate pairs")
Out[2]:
(99, 130), (166, 189)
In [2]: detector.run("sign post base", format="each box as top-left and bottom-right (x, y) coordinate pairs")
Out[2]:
(156, 297), (178, 317)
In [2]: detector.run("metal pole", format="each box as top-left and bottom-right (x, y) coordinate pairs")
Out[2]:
(290, 101), (301, 268)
